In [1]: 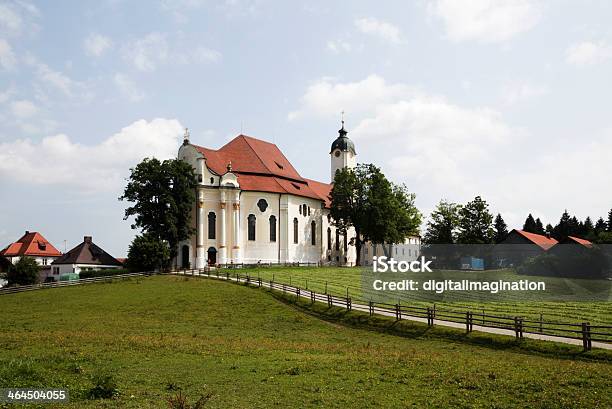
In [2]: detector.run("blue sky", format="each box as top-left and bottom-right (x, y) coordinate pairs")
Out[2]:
(1, 0), (612, 256)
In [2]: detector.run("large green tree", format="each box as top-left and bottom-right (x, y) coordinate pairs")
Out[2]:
(493, 213), (508, 243)
(6, 256), (39, 286)
(120, 158), (197, 268)
(523, 214), (537, 233)
(457, 196), (494, 244)
(330, 164), (421, 266)
(423, 200), (461, 244)
(126, 233), (171, 272)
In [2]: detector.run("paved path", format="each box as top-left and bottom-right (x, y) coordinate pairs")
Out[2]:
(176, 270), (612, 351)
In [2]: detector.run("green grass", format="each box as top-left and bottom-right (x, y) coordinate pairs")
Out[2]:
(223, 266), (612, 326)
(0, 275), (611, 408)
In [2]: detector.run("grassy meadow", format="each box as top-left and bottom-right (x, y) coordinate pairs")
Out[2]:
(221, 266), (612, 326)
(0, 275), (611, 408)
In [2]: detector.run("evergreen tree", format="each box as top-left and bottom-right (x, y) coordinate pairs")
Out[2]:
(608, 208), (612, 232)
(545, 224), (554, 234)
(583, 216), (595, 238)
(595, 217), (607, 234)
(457, 196), (494, 244)
(552, 210), (571, 240)
(493, 213), (508, 243)
(569, 216), (580, 236)
(523, 214), (537, 233)
(423, 200), (461, 244)
(534, 218), (545, 235)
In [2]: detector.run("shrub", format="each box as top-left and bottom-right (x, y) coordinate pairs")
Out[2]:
(79, 268), (130, 279)
(6, 256), (39, 286)
(167, 391), (213, 409)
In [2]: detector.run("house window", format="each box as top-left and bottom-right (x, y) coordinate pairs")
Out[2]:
(208, 212), (216, 239)
(248, 214), (256, 241)
(257, 199), (268, 213)
(42, 258), (47, 266)
(269, 215), (277, 242)
(327, 227), (331, 250)
(293, 218), (298, 244)
(311, 221), (316, 245)
(210, 177), (214, 184)
(335, 229), (340, 251)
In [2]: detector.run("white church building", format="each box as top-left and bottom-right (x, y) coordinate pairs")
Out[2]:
(176, 122), (359, 268)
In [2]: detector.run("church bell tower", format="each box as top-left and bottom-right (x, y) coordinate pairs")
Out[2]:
(330, 115), (356, 181)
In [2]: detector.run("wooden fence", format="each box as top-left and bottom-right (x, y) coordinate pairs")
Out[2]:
(176, 268), (611, 351)
(1, 267), (609, 352)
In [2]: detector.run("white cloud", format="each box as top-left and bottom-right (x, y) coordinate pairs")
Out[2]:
(501, 81), (547, 105)
(123, 32), (169, 72)
(0, 38), (16, 70)
(113, 73), (145, 102)
(327, 40), (352, 53)
(565, 41), (612, 66)
(193, 46), (222, 63)
(83, 33), (113, 57)
(288, 74), (413, 120)
(428, 0), (541, 43)
(354, 17), (402, 44)
(0, 1), (39, 37)
(10, 99), (38, 118)
(0, 118), (183, 192)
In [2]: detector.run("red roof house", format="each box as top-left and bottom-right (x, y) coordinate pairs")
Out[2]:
(0, 231), (62, 261)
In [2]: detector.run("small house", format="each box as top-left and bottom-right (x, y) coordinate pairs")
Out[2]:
(50, 236), (122, 280)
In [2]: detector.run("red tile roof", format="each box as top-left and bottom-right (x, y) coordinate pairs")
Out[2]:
(566, 236), (593, 247)
(514, 230), (558, 250)
(0, 231), (62, 258)
(193, 135), (333, 207)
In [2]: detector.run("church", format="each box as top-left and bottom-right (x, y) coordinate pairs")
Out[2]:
(176, 122), (358, 268)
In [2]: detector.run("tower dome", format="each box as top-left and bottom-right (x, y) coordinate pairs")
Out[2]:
(330, 121), (356, 155)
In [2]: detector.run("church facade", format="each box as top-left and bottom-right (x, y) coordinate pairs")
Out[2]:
(176, 123), (358, 268)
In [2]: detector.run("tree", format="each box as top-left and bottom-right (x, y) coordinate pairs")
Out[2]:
(6, 256), (39, 286)
(552, 210), (572, 240)
(126, 233), (171, 272)
(457, 196), (494, 244)
(582, 216), (595, 238)
(523, 214), (537, 233)
(535, 218), (545, 235)
(595, 217), (607, 234)
(119, 158), (197, 268)
(493, 213), (508, 243)
(423, 200), (461, 244)
(608, 209), (612, 232)
(330, 164), (421, 266)
(545, 223), (554, 234)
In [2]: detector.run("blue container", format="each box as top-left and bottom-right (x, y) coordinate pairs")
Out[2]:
(460, 257), (484, 271)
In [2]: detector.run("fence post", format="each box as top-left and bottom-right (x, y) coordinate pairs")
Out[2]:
(306, 279), (308, 290)
(296, 287), (300, 300)
(258, 277), (262, 288)
(427, 307), (433, 327)
(369, 300), (373, 316)
(310, 290), (315, 304)
(225, 272), (229, 281)
(539, 313), (543, 333)
(395, 303), (400, 321)
(466, 311), (471, 333)
(514, 317), (523, 339)
(325, 281), (328, 294)
(582, 322), (592, 351)
(327, 294), (332, 307)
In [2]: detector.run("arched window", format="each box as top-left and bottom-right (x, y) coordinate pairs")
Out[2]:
(335, 229), (340, 251)
(343, 231), (348, 252)
(308, 206), (311, 216)
(248, 214), (256, 241)
(311, 221), (316, 245)
(293, 218), (298, 244)
(269, 215), (277, 242)
(327, 227), (331, 250)
(208, 212), (216, 239)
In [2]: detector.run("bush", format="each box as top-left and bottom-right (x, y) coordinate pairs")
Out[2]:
(167, 391), (213, 409)
(78, 268), (130, 279)
(517, 247), (610, 278)
(126, 233), (170, 273)
(6, 256), (39, 286)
